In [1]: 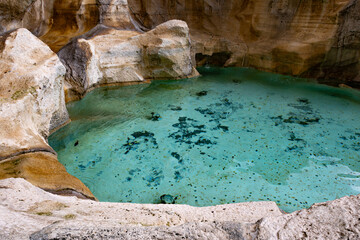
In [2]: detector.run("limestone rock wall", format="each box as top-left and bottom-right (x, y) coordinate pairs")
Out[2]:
(304, 0), (360, 87)
(128, 0), (360, 86)
(0, 28), (94, 200)
(58, 20), (198, 97)
(0, 0), (359, 85)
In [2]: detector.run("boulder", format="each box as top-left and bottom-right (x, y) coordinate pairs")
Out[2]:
(59, 20), (199, 96)
(0, 28), (94, 200)
(0, 28), (68, 158)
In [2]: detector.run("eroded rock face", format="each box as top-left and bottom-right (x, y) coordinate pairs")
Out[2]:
(128, 0), (360, 85)
(0, 28), (94, 200)
(0, 0), (135, 52)
(0, 0), (54, 36)
(59, 20), (198, 96)
(257, 194), (360, 239)
(0, 28), (68, 157)
(1, 0), (358, 85)
(0, 178), (282, 240)
(1, 178), (360, 240)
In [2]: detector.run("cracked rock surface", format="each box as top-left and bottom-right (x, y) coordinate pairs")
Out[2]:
(1, 178), (360, 239)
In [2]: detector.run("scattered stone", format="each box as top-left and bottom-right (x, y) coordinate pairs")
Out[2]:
(170, 106), (183, 111)
(196, 91), (208, 96)
(150, 112), (161, 121)
(160, 194), (178, 204)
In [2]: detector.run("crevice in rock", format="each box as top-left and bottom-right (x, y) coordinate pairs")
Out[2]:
(195, 52), (232, 67)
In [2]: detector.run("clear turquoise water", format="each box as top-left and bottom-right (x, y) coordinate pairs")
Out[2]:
(49, 67), (360, 212)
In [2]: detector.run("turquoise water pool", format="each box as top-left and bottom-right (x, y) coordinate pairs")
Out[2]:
(49, 67), (360, 212)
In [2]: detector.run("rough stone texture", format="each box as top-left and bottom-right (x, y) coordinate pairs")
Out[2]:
(128, 0), (360, 86)
(256, 194), (360, 239)
(0, 28), (94, 200)
(1, 0), (359, 85)
(2, 178), (360, 239)
(39, 0), (99, 53)
(0, 0), (133, 52)
(58, 20), (199, 96)
(0, 28), (68, 157)
(0, 153), (94, 200)
(303, 0), (360, 87)
(98, 0), (136, 29)
(30, 221), (255, 240)
(0, 178), (281, 240)
(0, 0), (54, 36)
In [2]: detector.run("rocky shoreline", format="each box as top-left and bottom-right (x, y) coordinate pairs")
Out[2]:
(1, 178), (359, 239)
(0, 0), (360, 239)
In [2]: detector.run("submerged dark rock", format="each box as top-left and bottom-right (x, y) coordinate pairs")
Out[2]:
(149, 112), (161, 121)
(160, 194), (178, 204)
(196, 91), (208, 96)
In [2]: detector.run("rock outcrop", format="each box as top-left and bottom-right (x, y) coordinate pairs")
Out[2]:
(0, 178), (281, 240)
(128, 0), (360, 86)
(58, 20), (198, 97)
(257, 194), (360, 239)
(0, 28), (94, 200)
(1, 178), (360, 239)
(1, 0), (359, 86)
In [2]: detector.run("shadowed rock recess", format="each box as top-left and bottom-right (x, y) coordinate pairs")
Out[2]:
(0, 0), (360, 239)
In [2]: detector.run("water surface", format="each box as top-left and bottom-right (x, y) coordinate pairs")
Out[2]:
(49, 67), (360, 212)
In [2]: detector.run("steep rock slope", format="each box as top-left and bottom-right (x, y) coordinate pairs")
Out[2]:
(128, 0), (360, 86)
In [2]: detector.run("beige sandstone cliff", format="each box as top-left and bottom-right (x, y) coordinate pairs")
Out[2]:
(1, 0), (358, 86)
(0, 1), (360, 239)
(0, 20), (198, 197)
(58, 20), (198, 99)
(128, 0), (360, 87)
(0, 28), (94, 200)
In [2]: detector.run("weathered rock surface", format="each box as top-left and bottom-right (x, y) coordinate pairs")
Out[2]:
(256, 194), (360, 239)
(1, 178), (360, 239)
(0, 178), (281, 240)
(1, 0), (359, 85)
(0, 28), (94, 199)
(128, 0), (360, 86)
(59, 20), (198, 96)
(0, 28), (68, 157)
(39, 0), (100, 53)
(0, 0), (135, 52)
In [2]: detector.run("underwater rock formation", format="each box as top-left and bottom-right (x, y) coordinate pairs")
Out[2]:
(0, 28), (94, 200)
(58, 20), (198, 97)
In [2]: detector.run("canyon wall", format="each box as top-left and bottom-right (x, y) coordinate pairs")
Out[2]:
(127, 0), (360, 86)
(0, 0), (358, 86)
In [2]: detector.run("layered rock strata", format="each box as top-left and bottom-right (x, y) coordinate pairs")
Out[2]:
(0, 28), (94, 199)
(1, 178), (360, 239)
(1, 0), (358, 86)
(128, 0), (360, 86)
(59, 20), (199, 98)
